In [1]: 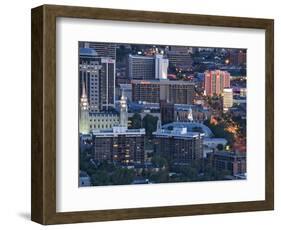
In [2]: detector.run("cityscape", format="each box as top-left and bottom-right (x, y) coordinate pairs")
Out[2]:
(78, 42), (247, 187)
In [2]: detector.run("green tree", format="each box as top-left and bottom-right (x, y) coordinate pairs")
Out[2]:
(142, 114), (158, 137)
(91, 170), (111, 186)
(151, 155), (168, 168)
(149, 170), (169, 183)
(129, 113), (142, 129)
(180, 166), (198, 181)
(111, 168), (135, 185)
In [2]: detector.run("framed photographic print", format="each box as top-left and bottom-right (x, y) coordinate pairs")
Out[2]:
(31, 4), (274, 225)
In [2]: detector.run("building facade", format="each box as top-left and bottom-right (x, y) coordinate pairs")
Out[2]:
(92, 128), (145, 164)
(89, 112), (119, 130)
(155, 54), (169, 80)
(128, 55), (155, 80)
(223, 88), (233, 110)
(167, 46), (193, 70)
(132, 80), (195, 104)
(204, 70), (230, 96)
(154, 126), (204, 164)
(207, 152), (246, 176)
(79, 41), (117, 60)
(160, 102), (207, 125)
(228, 50), (246, 66)
(128, 54), (169, 80)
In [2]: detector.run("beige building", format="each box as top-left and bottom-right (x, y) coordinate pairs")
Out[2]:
(223, 88), (233, 111)
(89, 112), (119, 130)
(132, 79), (195, 104)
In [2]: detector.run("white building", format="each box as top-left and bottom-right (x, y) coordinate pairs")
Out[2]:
(223, 88), (233, 111)
(155, 54), (169, 80)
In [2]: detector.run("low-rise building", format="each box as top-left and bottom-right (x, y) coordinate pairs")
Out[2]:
(153, 124), (204, 164)
(207, 152), (246, 177)
(91, 127), (145, 164)
(89, 112), (119, 130)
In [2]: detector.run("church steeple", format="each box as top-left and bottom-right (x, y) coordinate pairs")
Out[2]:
(79, 80), (90, 134)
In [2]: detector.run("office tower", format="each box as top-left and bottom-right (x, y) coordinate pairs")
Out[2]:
(167, 46), (193, 70)
(154, 127), (204, 164)
(204, 70), (230, 96)
(128, 55), (155, 80)
(100, 58), (116, 111)
(79, 42), (117, 60)
(155, 54), (169, 80)
(223, 88), (233, 110)
(132, 80), (195, 104)
(79, 48), (115, 112)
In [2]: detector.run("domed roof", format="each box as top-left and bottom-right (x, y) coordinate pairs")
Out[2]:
(161, 121), (213, 137)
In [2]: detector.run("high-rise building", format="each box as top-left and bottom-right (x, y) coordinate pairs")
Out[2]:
(223, 88), (233, 110)
(204, 70), (230, 96)
(154, 126), (204, 164)
(132, 80), (195, 104)
(128, 54), (169, 80)
(79, 48), (115, 112)
(167, 46), (193, 70)
(100, 58), (116, 111)
(128, 55), (155, 80)
(79, 42), (117, 60)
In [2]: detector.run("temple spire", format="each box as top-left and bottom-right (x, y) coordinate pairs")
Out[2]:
(188, 107), (193, 122)
(157, 117), (162, 131)
(119, 91), (128, 128)
(79, 79), (90, 134)
(82, 79), (86, 97)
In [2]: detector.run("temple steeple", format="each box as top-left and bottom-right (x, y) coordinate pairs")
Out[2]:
(188, 107), (193, 122)
(79, 80), (90, 134)
(119, 90), (128, 128)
